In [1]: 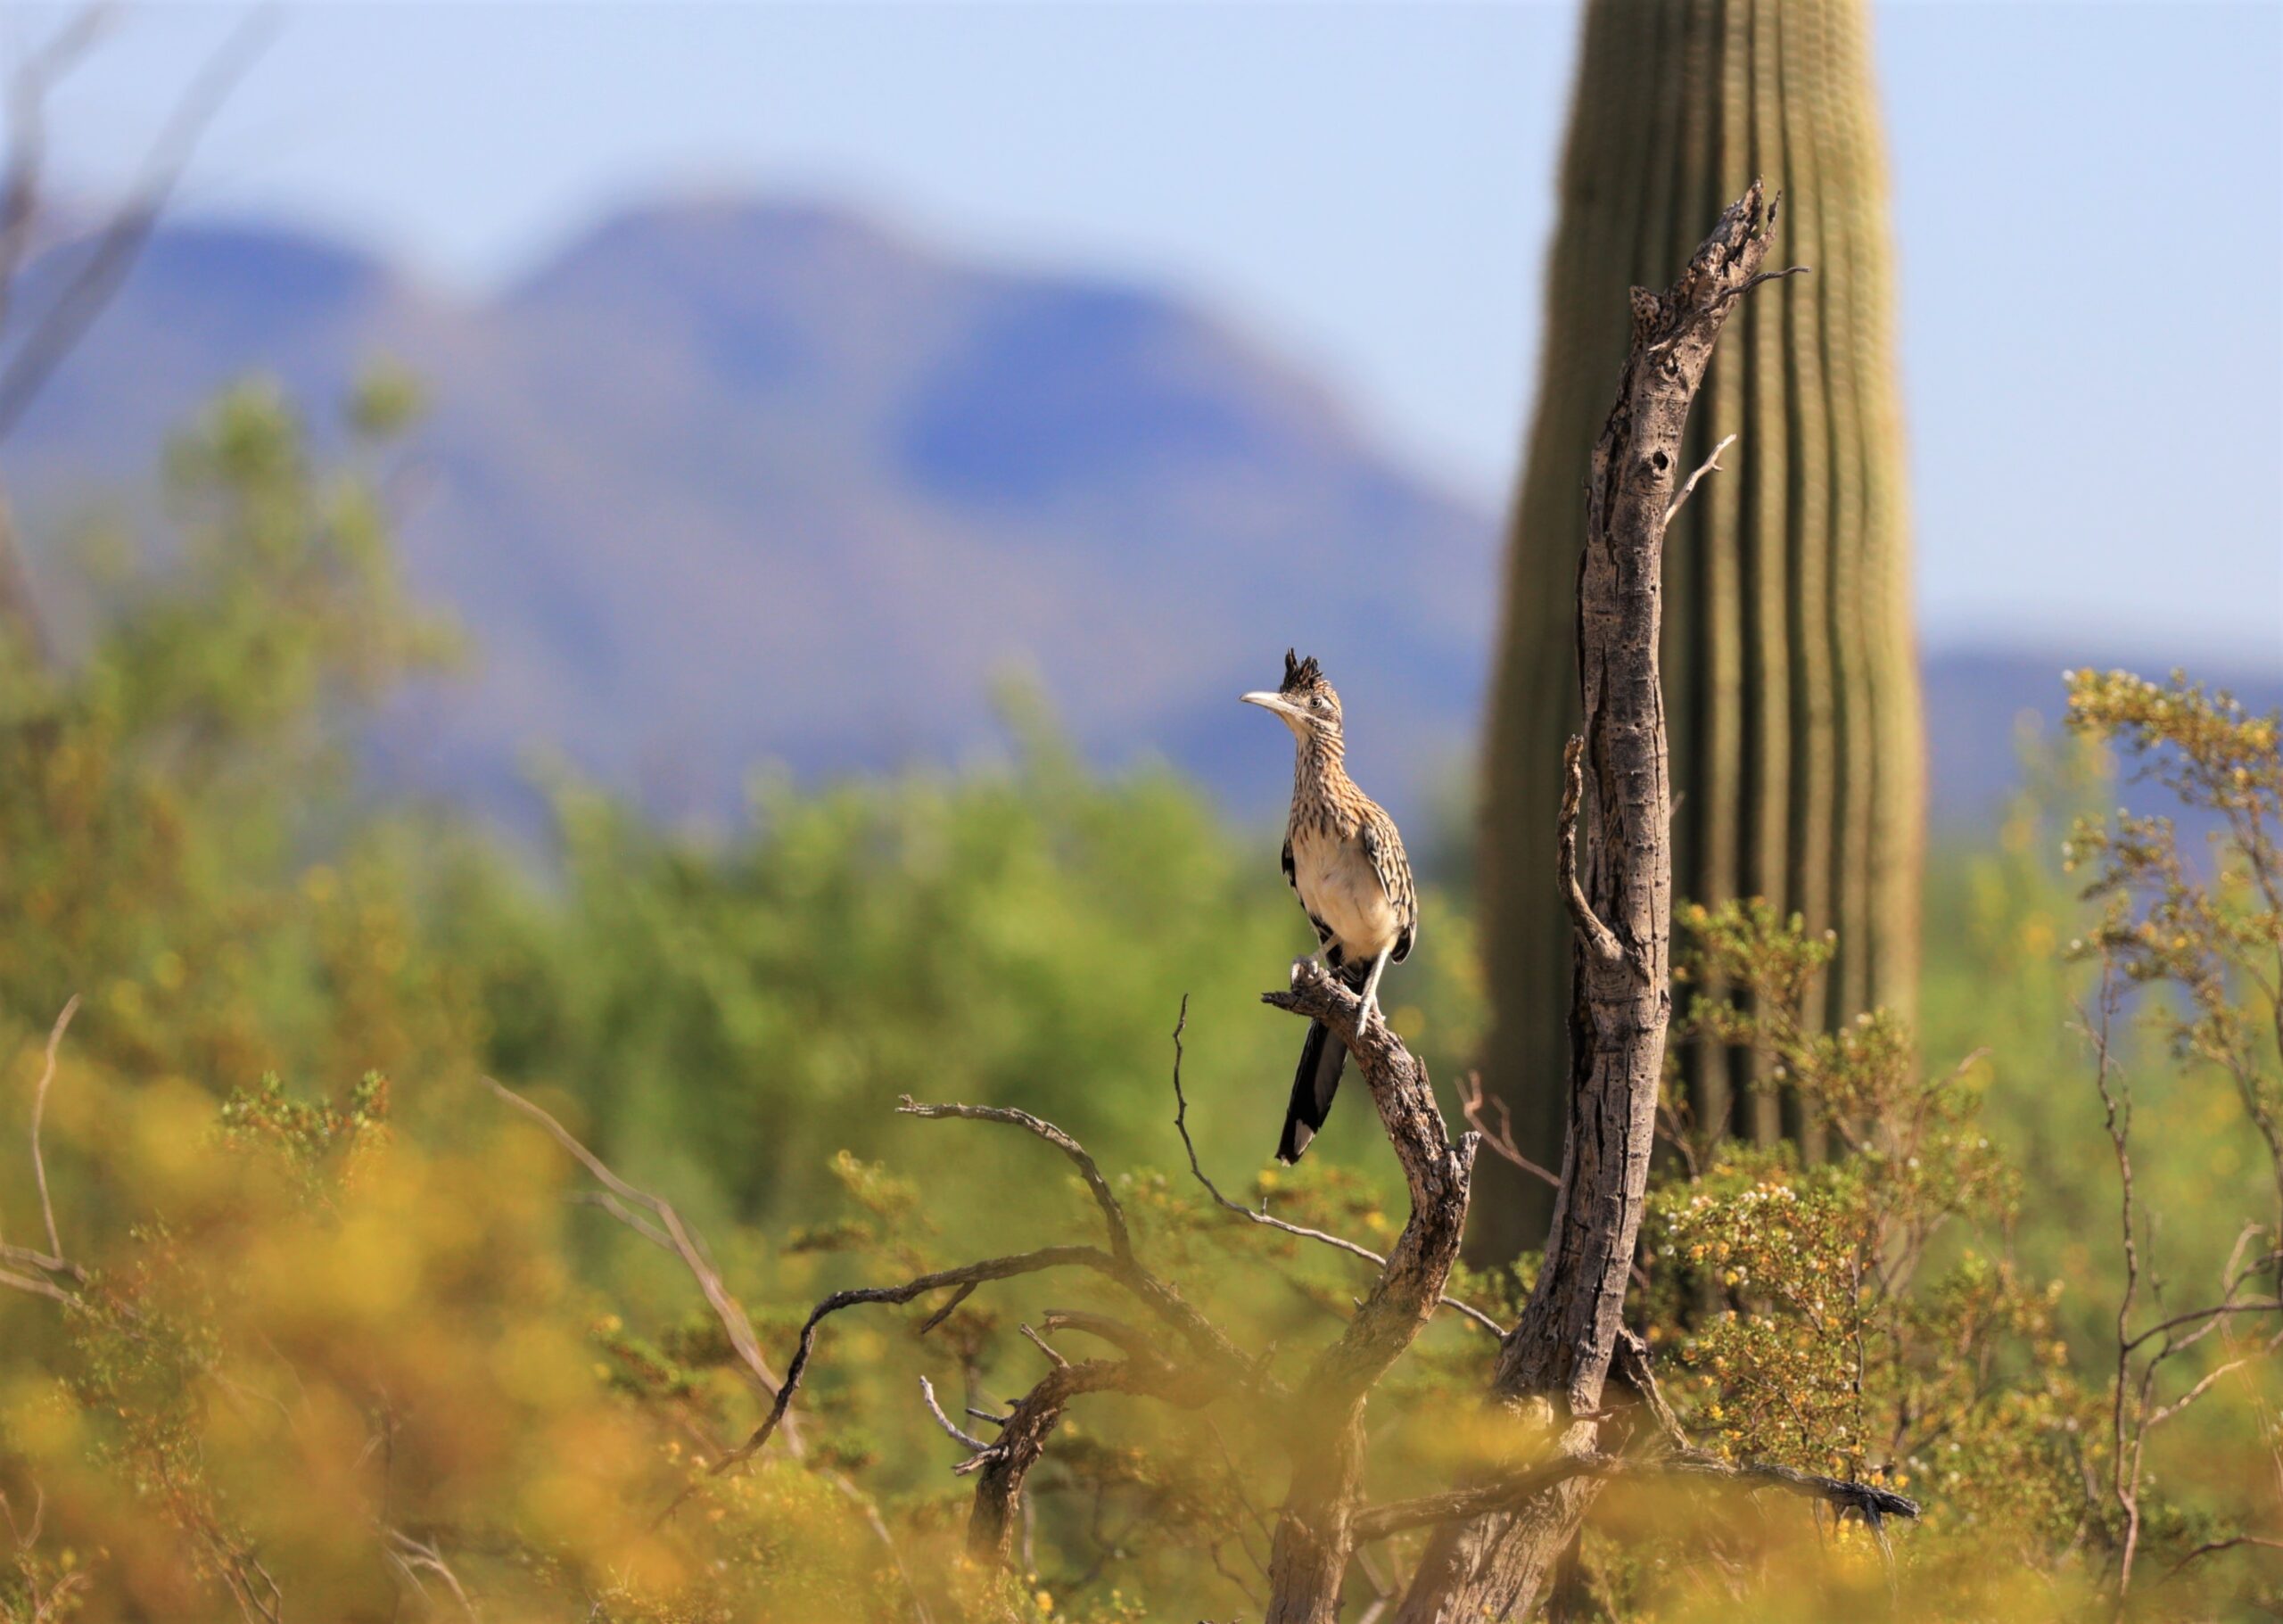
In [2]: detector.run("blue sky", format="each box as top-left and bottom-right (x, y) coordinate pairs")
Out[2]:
(16, 1), (2282, 665)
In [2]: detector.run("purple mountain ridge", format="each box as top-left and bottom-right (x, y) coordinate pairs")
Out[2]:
(4, 200), (2273, 839)
(5, 200), (1492, 831)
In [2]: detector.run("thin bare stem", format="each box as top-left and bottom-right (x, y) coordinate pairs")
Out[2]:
(2086, 960), (2147, 1605)
(2121, 1299), (2283, 1357)
(0, 8), (114, 338)
(0, 9), (278, 441)
(897, 1095), (1130, 1264)
(918, 1375), (997, 1456)
(1018, 1323), (1070, 1369)
(1662, 433), (1738, 524)
(1356, 1453), (1617, 1541)
(482, 1077), (782, 1402)
(1457, 1071), (1561, 1190)
(27, 995), (78, 1274)
(2159, 1534), (2283, 1583)
(714, 1246), (1115, 1475)
(1039, 1307), (1150, 1357)
(2145, 1333), (2283, 1430)
(0, 1265), (71, 1305)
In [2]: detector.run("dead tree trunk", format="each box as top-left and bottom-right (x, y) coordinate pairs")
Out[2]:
(1394, 183), (1791, 1621)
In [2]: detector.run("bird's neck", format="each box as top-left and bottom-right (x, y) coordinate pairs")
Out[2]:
(1292, 729), (1349, 799)
(1295, 724), (1343, 767)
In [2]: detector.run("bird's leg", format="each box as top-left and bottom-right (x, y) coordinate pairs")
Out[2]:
(1356, 945), (1393, 1031)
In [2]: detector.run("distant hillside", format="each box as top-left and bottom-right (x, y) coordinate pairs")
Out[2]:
(4, 202), (2273, 837)
(1921, 647), (2283, 829)
(4, 201), (1491, 830)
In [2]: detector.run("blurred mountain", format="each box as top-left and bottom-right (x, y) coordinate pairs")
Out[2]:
(1921, 647), (2283, 829)
(4, 202), (2274, 838)
(4, 200), (1491, 831)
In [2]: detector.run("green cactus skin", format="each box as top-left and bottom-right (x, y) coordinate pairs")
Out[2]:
(1472, 0), (1923, 1255)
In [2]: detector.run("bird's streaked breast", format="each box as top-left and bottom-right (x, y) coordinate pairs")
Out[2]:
(1290, 825), (1402, 960)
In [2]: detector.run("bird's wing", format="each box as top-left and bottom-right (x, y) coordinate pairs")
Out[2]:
(1359, 811), (1419, 961)
(1285, 835), (1336, 951)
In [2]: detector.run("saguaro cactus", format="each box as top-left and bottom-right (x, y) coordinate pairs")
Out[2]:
(1476, 0), (1923, 1252)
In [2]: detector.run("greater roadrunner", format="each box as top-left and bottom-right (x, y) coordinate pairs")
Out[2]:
(1243, 650), (1418, 1163)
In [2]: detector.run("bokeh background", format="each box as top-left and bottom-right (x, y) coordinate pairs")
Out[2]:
(1, 4), (2279, 1620)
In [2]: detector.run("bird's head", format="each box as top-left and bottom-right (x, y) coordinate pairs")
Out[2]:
(1241, 649), (1343, 744)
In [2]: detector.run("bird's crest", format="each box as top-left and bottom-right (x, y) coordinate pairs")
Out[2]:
(1281, 648), (1326, 696)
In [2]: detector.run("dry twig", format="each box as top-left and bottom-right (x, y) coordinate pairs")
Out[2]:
(1661, 432), (1739, 524)
(481, 1077), (784, 1405)
(1456, 1070), (1560, 1190)
(0, 8), (278, 440)
(3, 998), (86, 1304)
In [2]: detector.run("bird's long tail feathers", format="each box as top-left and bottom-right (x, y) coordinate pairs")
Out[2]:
(1277, 960), (1370, 1164)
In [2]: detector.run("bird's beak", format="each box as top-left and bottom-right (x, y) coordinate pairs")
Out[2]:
(1240, 690), (1305, 723)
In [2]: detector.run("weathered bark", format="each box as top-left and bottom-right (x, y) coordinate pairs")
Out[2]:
(1395, 184), (1787, 1621)
(1258, 962), (1479, 1623)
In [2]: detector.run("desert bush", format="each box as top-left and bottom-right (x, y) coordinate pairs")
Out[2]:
(4, 382), (2278, 1618)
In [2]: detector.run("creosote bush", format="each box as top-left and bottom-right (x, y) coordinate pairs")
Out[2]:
(1625, 900), (2092, 1613)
